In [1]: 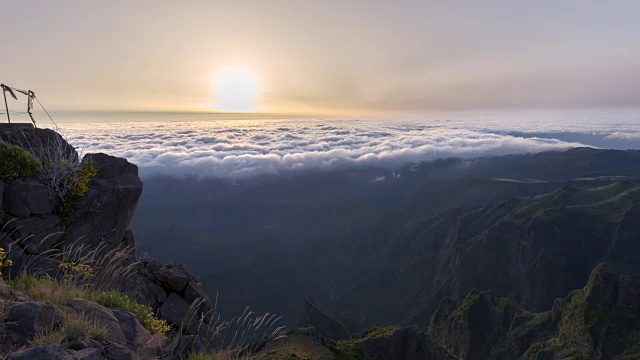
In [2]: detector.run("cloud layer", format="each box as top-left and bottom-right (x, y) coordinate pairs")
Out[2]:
(54, 118), (640, 179)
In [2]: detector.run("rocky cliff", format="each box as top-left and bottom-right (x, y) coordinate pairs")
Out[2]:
(428, 263), (640, 359)
(0, 124), (214, 359)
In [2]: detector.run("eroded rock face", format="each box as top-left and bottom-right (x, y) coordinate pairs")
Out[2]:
(1, 126), (143, 259)
(428, 263), (640, 360)
(353, 326), (453, 360)
(4, 301), (64, 344)
(3, 178), (55, 218)
(125, 258), (214, 332)
(64, 153), (143, 250)
(4, 214), (63, 254)
(295, 298), (351, 340)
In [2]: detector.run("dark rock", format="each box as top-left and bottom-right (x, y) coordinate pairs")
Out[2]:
(4, 301), (64, 343)
(172, 335), (204, 358)
(4, 214), (63, 254)
(122, 276), (167, 309)
(159, 292), (191, 328)
(184, 280), (208, 304)
(102, 343), (133, 360)
(122, 229), (135, 247)
(3, 178), (55, 218)
(67, 339), (90, 350)
(68, 298), (127, 345)
(0, 179), (4, 218)
(428, 263), (640, 359)
(64, 153), (142, 251)
(295, 298), (350, 340)
(0, 278), (32, 302)
(73, 348), (104, 360)
(146, 259), (193, 292)
(184, 280), (213, 318)
(0, 124), (77, 162)
(354, 326), (453, 360)
(111, 308), (153, 347)
(10, 253), (61, 278)
(252, 327), (334, 360)
(6, 343), (73, 360)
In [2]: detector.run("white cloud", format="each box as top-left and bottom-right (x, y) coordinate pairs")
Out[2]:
(49, 118), (640, 179)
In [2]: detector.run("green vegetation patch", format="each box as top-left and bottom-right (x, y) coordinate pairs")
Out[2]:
(9, 272), (170, 337)
(32, 309), (108, 346)
(323, 326), (400, 360)
(0, 140), (41, 181)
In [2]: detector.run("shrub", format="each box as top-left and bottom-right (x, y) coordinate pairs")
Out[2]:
(32, 132), (97, 225)
(0, 140), (41, 181)
(92, 290), (170, 336)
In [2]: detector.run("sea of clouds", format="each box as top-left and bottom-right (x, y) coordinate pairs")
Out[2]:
(54, 115), (640, 179)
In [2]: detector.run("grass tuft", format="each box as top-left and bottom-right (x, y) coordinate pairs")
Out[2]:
(31, 309), (108, 346)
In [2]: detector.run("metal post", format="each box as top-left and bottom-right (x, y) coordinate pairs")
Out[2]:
(1, 84), (10, 123)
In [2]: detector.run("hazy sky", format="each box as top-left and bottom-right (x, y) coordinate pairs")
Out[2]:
(2, 1), (640, 114)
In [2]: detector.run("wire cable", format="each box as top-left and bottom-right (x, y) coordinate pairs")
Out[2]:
(34, 96), (59, 130)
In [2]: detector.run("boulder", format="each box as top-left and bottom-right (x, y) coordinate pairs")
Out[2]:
(64, 153), (142, 251)
(6, 343), (73, 360)
(183, 281), (213, 320)
(4, 214), (63, 254)
(111, 308), (153, 347)
(146, 259), (193, 292)
(123, 276), (167, 309)
(159, 292), (191, 328)
(73, 348), (104, 360)
(4, 301), (64, 343)
(0, 278), (32, 302)
(102, 343), (133, 360)
(9, 253), (61, 278)
(3, 178), (55, 218)
(67, 298), (127, 344)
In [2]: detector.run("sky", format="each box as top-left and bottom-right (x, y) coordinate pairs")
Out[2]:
(2, 1), (640, 115)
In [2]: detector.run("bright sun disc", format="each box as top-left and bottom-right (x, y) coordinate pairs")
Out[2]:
(213, 67), (259, 112)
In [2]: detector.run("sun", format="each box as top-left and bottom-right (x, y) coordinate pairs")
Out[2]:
(212, 67), (260, 112)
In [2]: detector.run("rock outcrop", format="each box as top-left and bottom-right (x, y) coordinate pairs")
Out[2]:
(428, 263), (640, 359)
(124, 258), (213, 332)
(64, 153), (142, 251)
(0, 124), (142, 264)
(295, 297), (351, 340)
(0, 124), (214, 359)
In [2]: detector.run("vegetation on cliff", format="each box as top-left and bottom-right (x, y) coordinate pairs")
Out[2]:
(428, 263), (640, 359)
(0, 140), (41, 181)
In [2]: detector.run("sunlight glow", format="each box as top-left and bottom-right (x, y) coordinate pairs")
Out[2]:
(212, 67), (260, 112)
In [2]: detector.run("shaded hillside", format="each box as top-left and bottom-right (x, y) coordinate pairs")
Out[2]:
(335, 181), (640, 326)
(247, 263), (640, 359)
(428, 263), (640, 359)
(186, 149), (640, 325)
